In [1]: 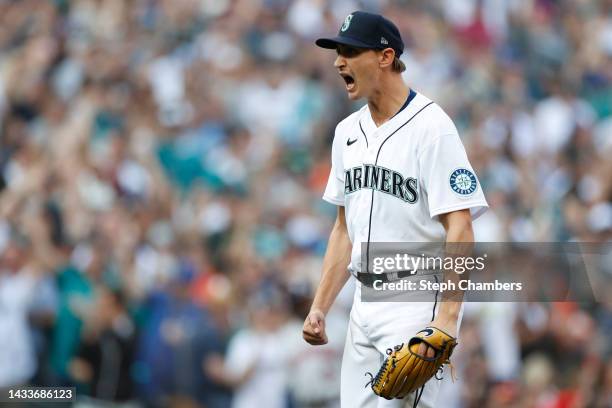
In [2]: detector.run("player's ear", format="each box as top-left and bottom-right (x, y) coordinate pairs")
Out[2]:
(378, 48), (395, 69)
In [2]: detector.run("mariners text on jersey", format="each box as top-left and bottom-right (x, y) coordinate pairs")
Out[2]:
(344, 164), (418, 203)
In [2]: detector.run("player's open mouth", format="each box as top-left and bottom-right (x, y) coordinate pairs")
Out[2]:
(340, 73), (356, 91)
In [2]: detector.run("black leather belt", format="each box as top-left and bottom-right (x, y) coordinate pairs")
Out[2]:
(356, 270), (417, 287)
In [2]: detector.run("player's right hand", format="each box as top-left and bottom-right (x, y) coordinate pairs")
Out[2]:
(302, 309), (328, 345)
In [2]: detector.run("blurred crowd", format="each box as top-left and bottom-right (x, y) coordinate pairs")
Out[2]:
(0, 0), (610, 407)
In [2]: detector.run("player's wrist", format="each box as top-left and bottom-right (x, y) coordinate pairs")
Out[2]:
(309, 306), (328, 316)
(433, 301), (460, 325)
(431, 313), (459, 337)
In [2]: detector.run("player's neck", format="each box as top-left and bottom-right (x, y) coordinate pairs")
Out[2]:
(367, 77), (410, 128)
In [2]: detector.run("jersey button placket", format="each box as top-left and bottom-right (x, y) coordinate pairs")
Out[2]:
(369, 129), (381, 153)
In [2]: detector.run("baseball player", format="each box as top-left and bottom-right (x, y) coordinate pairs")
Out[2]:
(302, 11), (488, 407)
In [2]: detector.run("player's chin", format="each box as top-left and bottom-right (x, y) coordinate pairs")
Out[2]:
(346, 85), (361, 100)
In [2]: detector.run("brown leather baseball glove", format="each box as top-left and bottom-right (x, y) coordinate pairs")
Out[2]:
(368, 326), (457, 400)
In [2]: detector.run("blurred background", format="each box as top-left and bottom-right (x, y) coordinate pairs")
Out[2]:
(0, 0), (610, 407)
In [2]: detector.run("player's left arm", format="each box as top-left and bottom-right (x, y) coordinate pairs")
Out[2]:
(417, 209), (473, 357)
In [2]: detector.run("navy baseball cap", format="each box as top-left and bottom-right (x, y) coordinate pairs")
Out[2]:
(316, 11), (404, 57)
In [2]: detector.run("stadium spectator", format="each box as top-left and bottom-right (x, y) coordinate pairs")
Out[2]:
(0, 1), (609, 406)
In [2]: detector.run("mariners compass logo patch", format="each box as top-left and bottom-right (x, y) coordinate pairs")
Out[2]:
(449, 168), (477, 196)
(341, 14), (353, 32)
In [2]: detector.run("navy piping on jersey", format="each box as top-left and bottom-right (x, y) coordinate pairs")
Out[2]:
(358, 99), (437, 408)
(363, 100), (435, 408)
(364, 101), (435, 274)
(431, 275), (439, 321)
(413, 275), (439, 408)
(358, 121), (369, 148)
(357, 88), (416, 147)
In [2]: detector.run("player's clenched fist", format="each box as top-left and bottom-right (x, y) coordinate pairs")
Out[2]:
(302, 309), (328, 345)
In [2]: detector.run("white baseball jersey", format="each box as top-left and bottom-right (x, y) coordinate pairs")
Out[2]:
(323, 91), (488, 276)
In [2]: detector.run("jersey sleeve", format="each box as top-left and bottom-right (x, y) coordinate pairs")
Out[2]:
(322, 125), (345, 206)
(419, 132), (488, 220)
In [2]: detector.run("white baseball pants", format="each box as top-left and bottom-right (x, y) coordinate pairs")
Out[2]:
(340, 286), (450, 407)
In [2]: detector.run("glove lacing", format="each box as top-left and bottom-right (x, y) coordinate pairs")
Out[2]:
(364, 343), (404, 389)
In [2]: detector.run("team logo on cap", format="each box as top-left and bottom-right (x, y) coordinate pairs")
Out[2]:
(449, 168), (478, 196)
(341, 14), (353, 32)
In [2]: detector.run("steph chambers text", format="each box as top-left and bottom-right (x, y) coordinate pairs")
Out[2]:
(372, 279), (523, 292)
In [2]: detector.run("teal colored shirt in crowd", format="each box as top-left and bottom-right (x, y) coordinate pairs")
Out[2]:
(50, 266), (93, 379)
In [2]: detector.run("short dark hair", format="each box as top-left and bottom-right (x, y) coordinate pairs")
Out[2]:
(392, 57), (406, 73)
